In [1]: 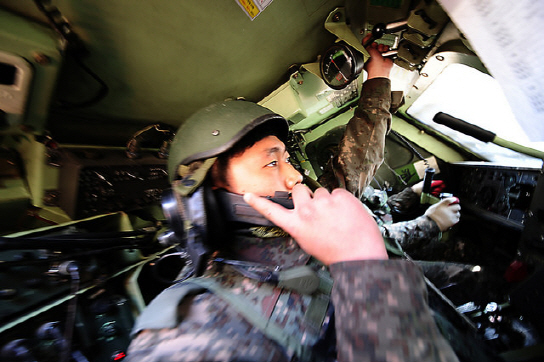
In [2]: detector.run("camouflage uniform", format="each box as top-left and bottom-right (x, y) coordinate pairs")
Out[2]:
(318, 77), (459, 361)
(319, 78), (391, 198)
(127, 232), (328, 362)
(126, 78), (459, 361)
(320, 77), (441, 250)
(330, 260), (459, 362)
(127, 229), (458, 361)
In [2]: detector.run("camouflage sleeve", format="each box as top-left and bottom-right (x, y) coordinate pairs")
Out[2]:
(381, 215), (441, 250)
(329, 260), (459, 362)
(125, 292), (289, 362)
(387, 187), (421, 215)
(333, 78), (392, 197)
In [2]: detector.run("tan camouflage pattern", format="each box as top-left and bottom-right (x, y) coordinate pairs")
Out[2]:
(320, 78), (392, 198)
(329, 260), (459, 362)
(319, 78), (442, 250)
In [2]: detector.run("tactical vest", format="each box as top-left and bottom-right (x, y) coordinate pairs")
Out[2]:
(132, 265), (334, 361)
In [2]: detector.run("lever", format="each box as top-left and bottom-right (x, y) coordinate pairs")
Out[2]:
(433, 112), (544, 160)
(362, 20), (408, 47)
(362, 23), (387, 47)
(420, 167), (440, 205)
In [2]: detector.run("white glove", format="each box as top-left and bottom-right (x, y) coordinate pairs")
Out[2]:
(424, 197), (461, 232)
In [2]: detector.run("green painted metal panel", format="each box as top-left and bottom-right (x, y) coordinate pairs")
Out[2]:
(0, 0), (345, 141)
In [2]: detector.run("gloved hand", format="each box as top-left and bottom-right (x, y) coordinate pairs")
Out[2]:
(412, 180), (446, 197)
(424, 197), (461, 232)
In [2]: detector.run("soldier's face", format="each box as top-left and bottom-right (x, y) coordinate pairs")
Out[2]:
(215, 135), (303, 197)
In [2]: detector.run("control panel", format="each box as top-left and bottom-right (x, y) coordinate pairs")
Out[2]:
(0, 213), (167, 362)
(55, 148), (170, 220)
(0, 276), (134, 362)
(451, 163), (540, 230)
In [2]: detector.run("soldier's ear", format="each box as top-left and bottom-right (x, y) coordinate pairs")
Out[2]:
(210, 158), (231, 191)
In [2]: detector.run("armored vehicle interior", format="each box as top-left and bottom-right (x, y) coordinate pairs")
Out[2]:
(0, 0), (543, 361)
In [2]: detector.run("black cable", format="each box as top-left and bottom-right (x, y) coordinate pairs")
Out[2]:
(390, 129), (431, 168)
(56, 55), (109, 109)
(32, 0), (109, 108)
(382, 160), (409, 186)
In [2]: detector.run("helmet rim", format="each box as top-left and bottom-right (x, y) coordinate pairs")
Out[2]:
(168, 100), (289, 182)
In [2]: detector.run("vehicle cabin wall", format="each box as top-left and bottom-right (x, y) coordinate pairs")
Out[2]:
(0, 0), (344, 145)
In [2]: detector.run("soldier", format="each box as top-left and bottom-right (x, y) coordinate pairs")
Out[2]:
(125, 46), (460, 361)
(318, 39), (461, 253)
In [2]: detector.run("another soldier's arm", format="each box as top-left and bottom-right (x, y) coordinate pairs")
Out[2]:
(383, 185), (461, 250)
(381, 216), (442, 250)
(331, 45), (393, 196)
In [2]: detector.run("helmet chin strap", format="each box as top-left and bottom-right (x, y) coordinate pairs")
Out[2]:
(162, 186), (322, 293)
(214, 190), (294, 227)
(161, 184), (295, 278)
(213, 191), (322, 295)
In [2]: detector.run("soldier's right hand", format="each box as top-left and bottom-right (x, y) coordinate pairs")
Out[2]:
(424, 197), (461, 231)
(244, 184), (388, 265)
(363, 33), (394, 79)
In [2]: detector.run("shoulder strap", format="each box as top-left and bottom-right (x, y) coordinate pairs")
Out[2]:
(131, 281), (207, 336)
(188, 277), (316, 361)
(132, 275), (328, 361)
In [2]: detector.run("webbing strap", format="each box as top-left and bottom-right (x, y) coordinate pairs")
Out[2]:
(188, 277), (314, 360)
(131, 282), (207, 334)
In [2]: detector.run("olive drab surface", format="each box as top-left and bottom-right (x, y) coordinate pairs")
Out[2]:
(0, 1), (543, 361)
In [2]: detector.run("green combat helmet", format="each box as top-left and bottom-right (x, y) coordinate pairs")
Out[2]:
(162, 99), (289, 276)
(167, 99), (289, 195)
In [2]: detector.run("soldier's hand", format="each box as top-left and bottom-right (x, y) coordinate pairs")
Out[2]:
(244, 184), (388, 265)
(424, 197), (461, 231)
(363, 33), (393, 79)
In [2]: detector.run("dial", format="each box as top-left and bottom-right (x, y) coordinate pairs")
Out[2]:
(320, 43), (364, 90)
